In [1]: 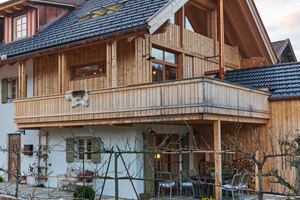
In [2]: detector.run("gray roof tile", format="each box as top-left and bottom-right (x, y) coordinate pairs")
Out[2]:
(0, 0), (170, 58)
(223, 62), (300, 98)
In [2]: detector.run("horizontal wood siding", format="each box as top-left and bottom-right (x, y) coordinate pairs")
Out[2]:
(15, 78), (269, 127)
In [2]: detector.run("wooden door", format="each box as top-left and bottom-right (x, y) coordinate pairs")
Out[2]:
(8, 134), (21, 181)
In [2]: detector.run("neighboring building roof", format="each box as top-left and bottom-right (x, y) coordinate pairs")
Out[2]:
(224, 62), (300, 98)
(0, 0), (169, 58)
(271, 39), (297, 63)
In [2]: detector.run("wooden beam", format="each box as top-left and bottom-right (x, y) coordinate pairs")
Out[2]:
(5, 8), (15, 14)
(175, 7), (185, 48)
(59, 126), (83, 129)
(14, 4), (24, 10)
(218, 0), (225, 80)
(61, 51), (67, 93)
(214, 120), (222, 200)
(224, 3), (251, 59)
(190, 0), (217, 11)
(58, 52), (62, 93)
(18, 60), (26, 98)
(106, 42), (112, 88)
(125, 36), (136, 43)
(204, 70), (220, 76)
(241, 57), (265, 68)
(153, 19), (170, 35)
(0, 10), (7, 16)
(235, 0), (264, 59)
(8, 61), (17, 66)
(111, 40), (117, 87)
(211, 10), (218, 56)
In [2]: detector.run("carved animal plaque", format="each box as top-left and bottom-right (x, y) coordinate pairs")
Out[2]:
(66, 89), (89, 107)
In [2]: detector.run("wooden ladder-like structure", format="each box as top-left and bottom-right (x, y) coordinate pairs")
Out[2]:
(37, 132), (48, 182)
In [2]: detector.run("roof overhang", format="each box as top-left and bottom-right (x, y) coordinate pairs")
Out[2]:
(147, 0), (189, 34)
(245, 0), (278, 64)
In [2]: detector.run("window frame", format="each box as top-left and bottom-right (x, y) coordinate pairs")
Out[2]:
(71, 61), (107, 81)
(13, 14), (27, 41)
(151, 48), (178, 82)
(76, 137), (92, 162)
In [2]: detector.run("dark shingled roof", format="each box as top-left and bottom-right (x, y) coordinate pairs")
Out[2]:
(0, 0), (170, 58)
(223, 62), (300, 98)
(272, 40), (286, 55)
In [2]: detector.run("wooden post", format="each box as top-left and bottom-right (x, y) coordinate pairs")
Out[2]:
(18, 60), (26, 98)
(106, 42), (112, 88)
(112, 40), (117, 88)
(58, 52), (62, 94)
(211, 10), (218, 56)
(61, 51), (67, 93)
(175, 6), (185, 79)
(214, 120), (222, 200)
(218, 0), (225, 80)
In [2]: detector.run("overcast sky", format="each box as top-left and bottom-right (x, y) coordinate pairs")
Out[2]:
(254, 0), (300, 61)
(0, 0), (299, 61)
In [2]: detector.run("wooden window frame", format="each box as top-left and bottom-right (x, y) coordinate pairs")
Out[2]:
(71, 61), (107, 81)
(76, 137), (92, 162)
(13, 14), (27, 41)
(151, 48), (178, 82)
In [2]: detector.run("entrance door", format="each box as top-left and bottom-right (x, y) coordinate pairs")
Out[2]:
(8, 134), (21, 181)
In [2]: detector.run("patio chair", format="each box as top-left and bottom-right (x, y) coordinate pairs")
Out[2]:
(188, 169), (197, 176)
(222, 174), (242, 200)
(188, 169), (204, 196)
(222, 169), (233, 184)
(179, 170), (195, 197)
(157, 172), (177, 198)
(239, 173), (250, 198)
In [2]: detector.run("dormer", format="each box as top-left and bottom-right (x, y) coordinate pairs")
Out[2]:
(0, 0), (83, 43)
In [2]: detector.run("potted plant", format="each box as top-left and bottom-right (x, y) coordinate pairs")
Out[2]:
(0, 175), (3, 182)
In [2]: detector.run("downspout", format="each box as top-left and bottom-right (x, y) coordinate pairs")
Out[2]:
(22, 0), (39, 32)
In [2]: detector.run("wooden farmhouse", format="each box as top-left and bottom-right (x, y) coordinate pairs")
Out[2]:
(0, 0), (297, 199)
(272, 39), (297, 63)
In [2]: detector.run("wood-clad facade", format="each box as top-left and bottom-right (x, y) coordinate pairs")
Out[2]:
(1, 0), (295, 198)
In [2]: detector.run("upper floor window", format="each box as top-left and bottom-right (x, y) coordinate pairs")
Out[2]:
(71, 61), (106, 80)
(14, 15), (27, 40)
(77, 138), (92, 162)
(151, 48), (178, 82)
(1, 77), (19, 104)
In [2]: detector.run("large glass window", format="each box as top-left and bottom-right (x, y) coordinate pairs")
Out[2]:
(14, 15), (26, 40)
(72, 61), (106, 80)
(151, 48), (178, 82)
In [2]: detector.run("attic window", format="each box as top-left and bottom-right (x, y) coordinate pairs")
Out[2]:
(78, 3), (124, 22)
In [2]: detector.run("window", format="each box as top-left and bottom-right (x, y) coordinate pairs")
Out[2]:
(151, 48), (178, 82)
(14, 15), (26, 40)
(77, 138), (92, 162)
(65, 137), (101, 163)
(72, 61), (106, 80)
(1, 77), (19, 104)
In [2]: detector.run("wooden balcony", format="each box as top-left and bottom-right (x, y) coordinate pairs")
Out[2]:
(14, 77), (270, 129)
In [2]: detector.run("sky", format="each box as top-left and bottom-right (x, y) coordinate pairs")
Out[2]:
(254, 0), (300, 61)
(0, 0), (299, 61)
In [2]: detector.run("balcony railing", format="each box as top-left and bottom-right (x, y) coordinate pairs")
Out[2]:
(14, 77), (270, 129)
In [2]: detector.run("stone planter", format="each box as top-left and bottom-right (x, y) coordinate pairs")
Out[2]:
(140, 193), (151, 200)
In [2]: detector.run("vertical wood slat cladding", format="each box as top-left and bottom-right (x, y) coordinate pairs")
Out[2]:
(152, 24), (241, 68)
(33, 45), (107, 96)
(36, 4), (68, 29)
(15, 78), (269, 126)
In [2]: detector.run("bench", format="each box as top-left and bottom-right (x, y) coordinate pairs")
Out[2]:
(57, 166), (95, 191)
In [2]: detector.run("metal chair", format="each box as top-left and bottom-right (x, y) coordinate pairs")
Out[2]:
(179, 170), (195, 197)
(188, 169), (204, 196)
(157, 172), (177, 198)
(188, 169), (197, 176)
(222, 174), (242, 200)
(239, 173), (250, 198)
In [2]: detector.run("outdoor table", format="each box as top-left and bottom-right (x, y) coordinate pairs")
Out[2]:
(189, 174), (234, 198)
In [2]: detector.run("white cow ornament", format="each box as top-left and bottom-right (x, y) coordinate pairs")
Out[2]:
(66, 89), (89, 107)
